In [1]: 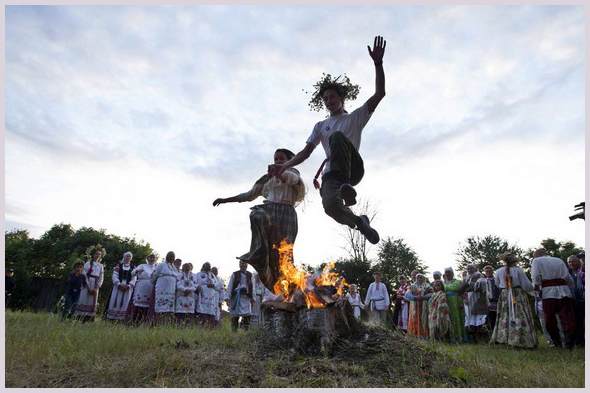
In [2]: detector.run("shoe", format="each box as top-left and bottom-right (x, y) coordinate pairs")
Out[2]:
(356, 215), (380, 244)
(339, 184), (357, 207)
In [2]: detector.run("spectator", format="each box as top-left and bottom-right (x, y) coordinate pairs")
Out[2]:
(5, 268), (15, 308)
(105, 252), (136, 322)
(61, 262), (86, 320)
(567, 254), (584, 347)
(443, 267), (466, 343)
(490, 253), (537, 348)
(406, 273), (432, 338)
(73, 246), (105, 322)
(151, 251), (179, 325)
(227, 260), (255, 331)
(531, 248), (576, 349)
(393, 276), (410, 333)
(365, 272), (390, 325)
(483, 265), (500, 334)
(130, 253), (157, 324)
(428, 280), (451, 341)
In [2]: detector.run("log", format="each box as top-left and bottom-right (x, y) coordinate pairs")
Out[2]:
(260, 297), (361, 356)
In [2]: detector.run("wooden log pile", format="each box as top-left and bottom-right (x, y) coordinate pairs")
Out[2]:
(261, 292), (361, 356)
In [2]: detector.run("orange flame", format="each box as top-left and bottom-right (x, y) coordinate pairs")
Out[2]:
(272, 239), (348, 309)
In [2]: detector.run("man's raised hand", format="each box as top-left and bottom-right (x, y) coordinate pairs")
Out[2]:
(368, 35), (386, 64)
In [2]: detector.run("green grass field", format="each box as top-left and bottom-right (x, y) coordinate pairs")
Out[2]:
(4, 310), (585, 388)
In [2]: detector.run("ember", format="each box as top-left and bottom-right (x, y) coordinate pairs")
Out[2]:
(272, 239), (348, 309)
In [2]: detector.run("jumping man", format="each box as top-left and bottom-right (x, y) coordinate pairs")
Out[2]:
(270, 35), (386, 244)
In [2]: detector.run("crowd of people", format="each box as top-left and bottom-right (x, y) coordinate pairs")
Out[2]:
(381, 249), (585, 349)
(60, 242), (584, 351)
(61, 247), (268, 331)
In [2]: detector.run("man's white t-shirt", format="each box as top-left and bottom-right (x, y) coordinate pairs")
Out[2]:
(306, 102), (373, 174)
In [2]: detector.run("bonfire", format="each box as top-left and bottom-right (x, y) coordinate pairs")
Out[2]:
(272, 239), (348, 309)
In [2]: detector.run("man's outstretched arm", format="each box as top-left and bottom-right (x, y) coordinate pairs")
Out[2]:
(366, 35), (386, 114)
(272, 143), (316, 177)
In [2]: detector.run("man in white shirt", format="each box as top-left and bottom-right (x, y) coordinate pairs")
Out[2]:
(364, 272), (390, 324)
(531, 248), (576, 349)
(270, 36), (386, 245)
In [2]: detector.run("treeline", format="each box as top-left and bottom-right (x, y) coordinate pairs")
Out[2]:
(332, 235), (583, 299)
(5, 224), (153, 310)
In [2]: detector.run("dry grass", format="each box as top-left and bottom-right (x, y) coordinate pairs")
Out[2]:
(5, 310), (584, 388)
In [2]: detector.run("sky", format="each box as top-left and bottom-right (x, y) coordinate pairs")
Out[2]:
(4, 5), (586, 284)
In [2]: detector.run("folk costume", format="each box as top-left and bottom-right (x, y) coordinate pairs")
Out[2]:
(531, 255), (576, 348)
(364, 281), (390, 324)
(427, 284), (451, 341)
(105, 259), (137, 321)
(490, 265), (537, 348)
(227, 269), (255, 331)
(151, 261), (179, 314)
(175, 270), (197, 316)
(73, 259), (104, 321)
(443, 273), (466, 343)
(345, 292), (365, 320)
(235, 168), (304, 290)
(406, 278), (432, 338)
(130, 260), (156, 323)
(194, 270), (218, 327)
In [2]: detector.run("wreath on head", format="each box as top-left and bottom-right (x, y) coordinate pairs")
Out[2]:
(304, 73), (360, 112)
(85, 244), (107, 261)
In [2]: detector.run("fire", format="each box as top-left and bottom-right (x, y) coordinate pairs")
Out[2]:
(272, 239), (348, 309)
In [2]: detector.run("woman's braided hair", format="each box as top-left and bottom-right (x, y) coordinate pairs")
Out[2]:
(305, 73), (360, 112)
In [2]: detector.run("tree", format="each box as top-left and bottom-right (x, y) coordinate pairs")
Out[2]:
(524, 238), (584, 268)
(4, 223), (153, 310)
(375, 237), (427, 290)
(340, 200), (376, 264)
(455, 235), (525, 273)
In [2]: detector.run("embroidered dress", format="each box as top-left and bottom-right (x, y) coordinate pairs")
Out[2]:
(428, 290), (451, 340)
(490, 266), (537, 348)
(175, 272), (197, 313)
(346, 292), (365, 320)
(152, 262), (179, 313)
(106, 263), (137, 320)
(444, 278), (466, 343)
(195, 271), (219, 316)
(131, 263), (156, 308)
(406, 282), (432, 338)
(394, 284), (410, 330)
(74, 260), (104, 318)
(235, 169), (303, 290)
(465, 276), (488, 327)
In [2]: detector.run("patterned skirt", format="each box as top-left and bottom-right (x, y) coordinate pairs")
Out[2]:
(490, 287), (537, 348)
(239, 202), (298, 290)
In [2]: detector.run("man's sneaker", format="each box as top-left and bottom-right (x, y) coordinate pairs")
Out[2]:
(340, 183), (357, 206)
(356, 215), (380, 244)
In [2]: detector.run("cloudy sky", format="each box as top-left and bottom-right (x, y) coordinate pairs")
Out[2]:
(5, 5), (585, 283)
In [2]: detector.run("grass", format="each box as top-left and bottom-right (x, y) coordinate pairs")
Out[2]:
(4, 310), (585, 388)
(416, 337), (585, 388)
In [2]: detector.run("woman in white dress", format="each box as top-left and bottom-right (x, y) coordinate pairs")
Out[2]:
(105, 251), (137, 321)
(346, 284), (365, 320)
(194, 262), (219, 328)
(175, 263), (197, 324)
(130, 253), (157, 324)
(151, 251), (179, 324)
(73, 246), (105, 322)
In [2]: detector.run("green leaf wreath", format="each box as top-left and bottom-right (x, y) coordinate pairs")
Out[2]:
(304, 73), (360, 112)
